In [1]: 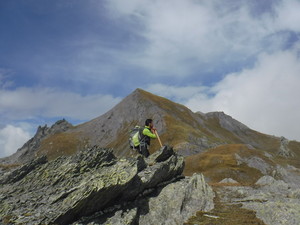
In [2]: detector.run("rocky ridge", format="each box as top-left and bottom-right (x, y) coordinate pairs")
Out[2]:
(0, 145), (214, 225)
(0, 119), (72, 165)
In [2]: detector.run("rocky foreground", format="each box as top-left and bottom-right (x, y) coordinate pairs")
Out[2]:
(2, 145), (300, 225)
(0, 146), (214, 225)
(215, 174), (300, 225)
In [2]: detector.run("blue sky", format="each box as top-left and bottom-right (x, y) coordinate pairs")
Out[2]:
(1, 0), (300, 157)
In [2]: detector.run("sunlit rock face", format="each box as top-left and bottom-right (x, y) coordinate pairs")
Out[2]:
(0, 145), (214, 225)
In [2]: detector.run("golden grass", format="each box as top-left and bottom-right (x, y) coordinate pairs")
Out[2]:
(0, 163), (21, 170)
(184, 144), (268, 185)
(184, 192), (266, 225)
(37, 132), (87, 160)
(208, 182), (242, 187)
(204, 117), (241, 143)
(286, 140), (300, 168)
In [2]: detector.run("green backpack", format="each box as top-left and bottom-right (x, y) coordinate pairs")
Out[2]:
(129, 126), (144, 149)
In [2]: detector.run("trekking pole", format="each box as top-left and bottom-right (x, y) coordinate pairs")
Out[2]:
(154, 130), (163, 147)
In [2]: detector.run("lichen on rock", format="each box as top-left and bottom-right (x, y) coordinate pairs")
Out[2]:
(0, 145), (214, 225)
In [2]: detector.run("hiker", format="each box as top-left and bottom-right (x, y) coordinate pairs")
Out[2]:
(138, 119), (157, 157)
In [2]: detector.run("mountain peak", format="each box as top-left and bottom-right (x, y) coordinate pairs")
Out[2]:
(2, 89), (300, 167)
(128, 88), (176, 106)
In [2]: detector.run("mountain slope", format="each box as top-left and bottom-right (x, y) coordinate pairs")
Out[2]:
(2, 88), (300, 171)
(72, 89), (281, 156)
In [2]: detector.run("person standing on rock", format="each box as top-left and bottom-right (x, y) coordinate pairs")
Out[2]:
(138, 119), (157, 157)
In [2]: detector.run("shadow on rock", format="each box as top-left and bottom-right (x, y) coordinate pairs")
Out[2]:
(0, 145), (215, 225)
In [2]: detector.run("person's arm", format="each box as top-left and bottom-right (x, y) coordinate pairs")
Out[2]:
(143, 128), (157, 138)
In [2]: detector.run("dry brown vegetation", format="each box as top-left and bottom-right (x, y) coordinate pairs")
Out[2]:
(184, 192), (266, 225)
(183, 144), (273, 185)
(37, 132), (88, 160)
(0, 163), (21, 171)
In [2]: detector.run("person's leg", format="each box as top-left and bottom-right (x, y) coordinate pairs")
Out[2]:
(139, 143), (149, 157)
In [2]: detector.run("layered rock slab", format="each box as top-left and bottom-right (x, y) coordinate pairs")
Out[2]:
(0, 145), (214, 225)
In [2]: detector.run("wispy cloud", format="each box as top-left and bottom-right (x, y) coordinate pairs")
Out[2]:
(105, 0), (300, 78)
(0, 87), (121, 121)
(0, 69), (14, 89)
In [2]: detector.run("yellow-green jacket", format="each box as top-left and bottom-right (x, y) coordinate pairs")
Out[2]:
(141, 126), (157, 145)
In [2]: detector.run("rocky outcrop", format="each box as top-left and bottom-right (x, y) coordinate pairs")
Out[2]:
(0, 155), (47, 184)
(278, 136), (295, 158)
(0, 145), (214, 225)
(138, 173), (214, 225)
(235, 153), (273, 175)
(0, 119), (73, 165)
(217, 175), (300, 225)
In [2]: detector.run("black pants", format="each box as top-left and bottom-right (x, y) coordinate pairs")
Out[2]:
(138, 142), (149, 157)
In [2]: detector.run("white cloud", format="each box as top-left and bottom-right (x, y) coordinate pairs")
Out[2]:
(105, 0), (300, 77)
(146, 83), (208, 102)
(147, 47), (300, 141)
(0, 87), (121, 157)
(0, 124), (31, 158)
(276, 0), (300, 31)
(185, 49), (300, 141)
(0, 88), (121, 121)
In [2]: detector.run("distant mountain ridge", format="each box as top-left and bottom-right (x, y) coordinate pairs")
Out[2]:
(0, 119), (73, 165)
(1, 88), (299, 167)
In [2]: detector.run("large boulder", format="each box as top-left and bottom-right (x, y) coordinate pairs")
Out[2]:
(138, 173), (215, 225)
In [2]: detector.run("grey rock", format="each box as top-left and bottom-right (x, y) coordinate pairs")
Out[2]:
(278, 136), (295, 158)
(0, 145), (212, 225)
(264, 152), (273, 159)
(125, 146), (185, 200)
(255, 175), (277, 186)
(139, 173), (215, 225)
(245, 200), (300, 225)
(219, 178), (239, 184)
(1, 146), (120, 225)
(104, 208), (138, 225)
(235, 154), (272, 175)
(288, 189), (300, 199)
(76, 174), (214, 225)
(274, 165), (300, 187)
(147, 145), (174, 163)
(217, 174), (300, 225)
(0, 155), (47, 184)
(252, 176), (290, 197)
